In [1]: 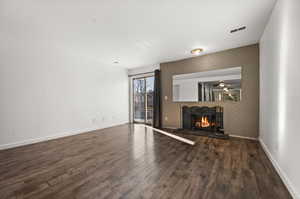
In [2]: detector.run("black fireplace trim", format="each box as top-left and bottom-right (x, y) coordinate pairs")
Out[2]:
(180, 105), (228, 139)
(182, 106), (224, 132)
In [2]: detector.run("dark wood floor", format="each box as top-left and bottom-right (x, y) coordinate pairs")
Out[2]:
(0, 124), (291, 199)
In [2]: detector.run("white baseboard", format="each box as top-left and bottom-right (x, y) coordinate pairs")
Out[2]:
(0, 122), (128, 151)
(229, 134), (258, 141)
(259, 138), (299, 199)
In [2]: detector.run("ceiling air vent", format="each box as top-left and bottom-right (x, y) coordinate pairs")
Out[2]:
(230, 26), (246, 33)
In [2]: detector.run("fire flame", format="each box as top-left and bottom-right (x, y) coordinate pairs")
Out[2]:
(201, 116), (210, 127)
(195, 116), (211, 128)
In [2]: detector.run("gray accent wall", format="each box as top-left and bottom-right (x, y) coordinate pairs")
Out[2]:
(160, 44), (259, 138)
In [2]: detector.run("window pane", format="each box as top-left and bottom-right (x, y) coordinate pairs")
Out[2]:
(145, 76), (154, 124)
(133, 78), (145, 123)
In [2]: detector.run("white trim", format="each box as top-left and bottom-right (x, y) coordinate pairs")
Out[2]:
(141, 124), (195, 145)
(259, 138), (300, 199)
(130, 72), (154, 79)
(229, 134), (258, 141)
(0, 123), (128, 151)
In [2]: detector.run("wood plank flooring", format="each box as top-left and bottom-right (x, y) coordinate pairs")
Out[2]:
(0, 124), (292, 199)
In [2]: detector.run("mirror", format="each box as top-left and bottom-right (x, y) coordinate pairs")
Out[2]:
(173, 67), (242, 102)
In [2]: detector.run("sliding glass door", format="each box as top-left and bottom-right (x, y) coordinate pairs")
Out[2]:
(133, 76), (154, 124)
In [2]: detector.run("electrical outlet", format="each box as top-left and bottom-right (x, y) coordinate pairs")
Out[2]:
(164, 96), (168, 100)
(165, 116), (168, 121)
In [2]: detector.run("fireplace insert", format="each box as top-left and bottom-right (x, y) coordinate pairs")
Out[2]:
(181, 106), (228, 139)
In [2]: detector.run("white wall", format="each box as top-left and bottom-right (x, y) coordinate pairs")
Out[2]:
(260, 0), (300, 198)
(0, 33), (129, 150)
(127, 64), (160, 76)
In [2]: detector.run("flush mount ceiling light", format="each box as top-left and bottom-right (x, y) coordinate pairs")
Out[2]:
(191, 48), (203, 55)
(113, 61), (119, 64)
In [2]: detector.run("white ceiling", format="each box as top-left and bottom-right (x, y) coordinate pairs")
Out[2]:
(0, 0), (276, 69)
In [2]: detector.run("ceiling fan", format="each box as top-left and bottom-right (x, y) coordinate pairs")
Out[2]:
(213, 81), (226, 88)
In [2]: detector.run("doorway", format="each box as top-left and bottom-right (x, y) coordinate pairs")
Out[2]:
(132, 75), (154, 124)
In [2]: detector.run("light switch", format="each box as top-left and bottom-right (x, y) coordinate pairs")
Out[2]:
(164, 96), (168, 100)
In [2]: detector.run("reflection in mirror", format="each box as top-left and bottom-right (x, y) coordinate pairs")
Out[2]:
(173, 67), (242, 102)
(198, 79), (241, 102)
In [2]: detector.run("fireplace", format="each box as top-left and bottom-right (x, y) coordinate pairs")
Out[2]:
(182, 106), (224, 133)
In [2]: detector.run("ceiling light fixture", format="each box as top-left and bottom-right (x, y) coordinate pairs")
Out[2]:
(113, 61), (119, 64)
(223, 87), (229, 92)
(191, 48), (203, 55)
(219, 82), (225, 87)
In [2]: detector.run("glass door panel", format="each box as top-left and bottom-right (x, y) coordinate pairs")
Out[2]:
(133, 78), (146, 123)
(145, 76), (154, 124)
(133, 76), (154, 124)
